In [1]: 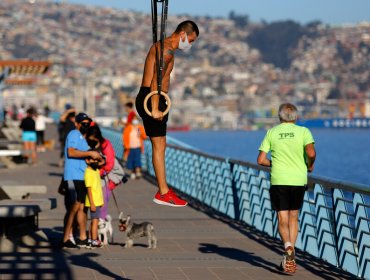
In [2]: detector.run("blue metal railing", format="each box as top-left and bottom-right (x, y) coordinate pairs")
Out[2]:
(102, 128), (370, 279)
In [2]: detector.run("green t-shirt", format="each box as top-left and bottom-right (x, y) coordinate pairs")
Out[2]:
(259, 122), (315, 186)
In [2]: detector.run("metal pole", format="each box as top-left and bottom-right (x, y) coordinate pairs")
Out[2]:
(151, 0), (158, 44)
(156, 0), (168, 95)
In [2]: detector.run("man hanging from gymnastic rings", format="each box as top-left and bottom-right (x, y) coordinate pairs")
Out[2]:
(135, 20), (199, 207)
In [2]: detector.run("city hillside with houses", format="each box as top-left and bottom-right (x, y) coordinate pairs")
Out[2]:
(1, 0), (369, 129)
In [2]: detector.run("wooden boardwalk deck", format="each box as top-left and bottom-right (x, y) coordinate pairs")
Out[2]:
(0, 127), (353, 280)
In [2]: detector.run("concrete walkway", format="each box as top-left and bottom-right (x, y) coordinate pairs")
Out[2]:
(0, 130), (353, 279)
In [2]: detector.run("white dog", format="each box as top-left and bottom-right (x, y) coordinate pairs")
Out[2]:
(98, 214), (114, 245)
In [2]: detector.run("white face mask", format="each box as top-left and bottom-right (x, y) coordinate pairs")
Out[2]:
(178, 33), (192, 52)
(132, 119), (139, 125)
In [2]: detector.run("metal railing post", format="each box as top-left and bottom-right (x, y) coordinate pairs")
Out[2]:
(228, 160), (240, 221)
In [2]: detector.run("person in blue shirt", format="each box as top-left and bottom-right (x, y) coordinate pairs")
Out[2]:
(60, 112), (102, 249)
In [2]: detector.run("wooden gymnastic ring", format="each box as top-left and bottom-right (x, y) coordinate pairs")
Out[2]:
(143, 90), (172, 117)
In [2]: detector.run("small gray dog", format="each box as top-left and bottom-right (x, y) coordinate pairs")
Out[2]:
(118, 212), (157, 249)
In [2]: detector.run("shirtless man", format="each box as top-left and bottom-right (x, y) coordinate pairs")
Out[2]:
(135, 20), (199, 207)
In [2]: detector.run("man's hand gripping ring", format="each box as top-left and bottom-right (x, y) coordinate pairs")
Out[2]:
(143, 91), (172, 117)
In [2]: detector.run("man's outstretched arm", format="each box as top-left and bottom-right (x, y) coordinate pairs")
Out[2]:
(148, 44), (174, 120)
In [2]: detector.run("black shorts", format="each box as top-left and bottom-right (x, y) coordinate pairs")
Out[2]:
(61, 180), (86, 204)
(269, 185), (306, 211)
(135, 87), (169, 137)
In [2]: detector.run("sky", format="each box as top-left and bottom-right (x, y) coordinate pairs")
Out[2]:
(66, 0), (370, 25)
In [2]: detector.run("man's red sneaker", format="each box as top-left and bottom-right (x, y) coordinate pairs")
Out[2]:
(153, 189), (188, 207)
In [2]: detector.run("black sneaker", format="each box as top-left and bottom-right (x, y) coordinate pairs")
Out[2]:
(76, 238), (89, 248)
(60, 240), (80, 249)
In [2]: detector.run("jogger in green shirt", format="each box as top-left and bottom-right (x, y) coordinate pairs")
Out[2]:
(257, 103), (316, 273)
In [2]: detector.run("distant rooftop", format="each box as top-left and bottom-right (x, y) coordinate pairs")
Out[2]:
(0, 60), (50, 75)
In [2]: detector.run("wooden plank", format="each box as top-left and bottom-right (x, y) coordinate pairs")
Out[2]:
(0, 150), (21, 156)
(0, 198), (57, 218)
(0, 185), (47, 199)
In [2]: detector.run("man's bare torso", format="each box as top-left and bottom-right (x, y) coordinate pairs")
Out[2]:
(141, 38), (174, 93)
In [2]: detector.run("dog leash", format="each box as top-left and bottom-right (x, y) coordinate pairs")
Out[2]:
(111, 190), (121, 215)
(103, 175), (122, 215)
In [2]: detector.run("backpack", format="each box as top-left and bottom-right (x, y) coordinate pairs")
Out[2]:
(107, 158), (127, 189)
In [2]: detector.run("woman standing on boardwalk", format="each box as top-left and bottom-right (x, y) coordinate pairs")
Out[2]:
(19, 107), (37, 165)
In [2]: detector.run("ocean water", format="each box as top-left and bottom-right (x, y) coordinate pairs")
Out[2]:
(168, 129), (370, 188)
